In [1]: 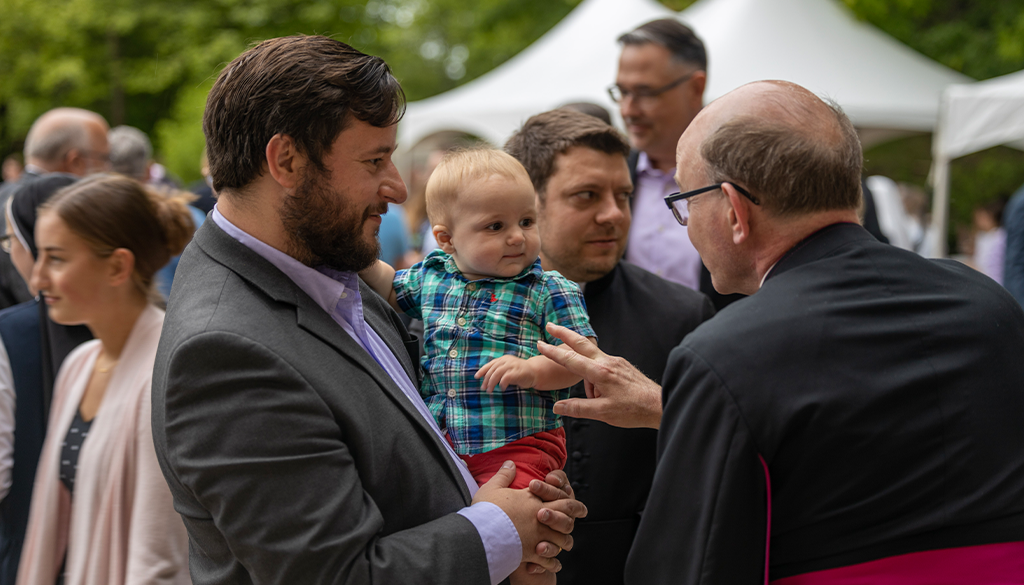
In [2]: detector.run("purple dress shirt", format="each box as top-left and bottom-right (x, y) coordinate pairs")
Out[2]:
(625, 151), (703, 291)
(212, 207), (521, 584)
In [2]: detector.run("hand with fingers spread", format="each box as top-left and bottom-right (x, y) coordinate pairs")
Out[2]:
(538, 322), (664, 429)
(473, 462), (587, 580)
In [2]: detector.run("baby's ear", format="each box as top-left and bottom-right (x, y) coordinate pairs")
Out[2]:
(433, 224), (456, 254)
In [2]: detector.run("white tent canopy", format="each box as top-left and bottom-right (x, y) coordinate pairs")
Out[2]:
(935, 70), (1024, 160)
(930, 69), (1024, 256)
(679, 0), (970, 131)
(399, 0), (971, 150)
(398, 0), (674, 148)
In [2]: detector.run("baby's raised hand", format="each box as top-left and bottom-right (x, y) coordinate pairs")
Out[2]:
(475, 355), (536, 392)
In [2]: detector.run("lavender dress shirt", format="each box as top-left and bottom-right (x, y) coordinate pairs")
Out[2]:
(625, 151), (703, 291)
(212, 208), (521, 584)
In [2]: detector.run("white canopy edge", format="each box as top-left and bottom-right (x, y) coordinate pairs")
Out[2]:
(930, 68), (1024, 257)
(401, 0), (970, 151)
(678, 0), (971, 131)
(935, 69), (1024, 160)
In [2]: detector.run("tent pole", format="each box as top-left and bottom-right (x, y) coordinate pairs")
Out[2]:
(930, 156), (950, 258)
(929, 89), (951, 259)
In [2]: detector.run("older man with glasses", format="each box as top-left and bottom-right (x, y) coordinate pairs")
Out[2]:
(544, 80), (1024, 585)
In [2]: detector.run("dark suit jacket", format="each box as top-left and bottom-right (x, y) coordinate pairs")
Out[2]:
(0, 301), (45, 585)
(558, 261), (714, 585)
(627, 223), (1024, 584)
(152, 219), (492, 584)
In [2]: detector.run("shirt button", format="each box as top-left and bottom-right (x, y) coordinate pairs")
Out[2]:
(457, 317), (467, 326)
(340, 291), (348, 299)
(448, 349), (458, 358)
(467, 283), (477, 292)
(447, 389), (457, 398)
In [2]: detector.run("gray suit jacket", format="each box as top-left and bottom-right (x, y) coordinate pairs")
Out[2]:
(152, 219), (492, 585)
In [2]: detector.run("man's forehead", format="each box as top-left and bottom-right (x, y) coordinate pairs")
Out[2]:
(552, 147), (629, 182)
(617, 42), (680, 76)
(338, 121), (398, 153)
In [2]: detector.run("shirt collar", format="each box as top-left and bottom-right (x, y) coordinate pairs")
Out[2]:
(635, 151), (674, 178)
(422, 248), (544, 283)
(211, 205), (362, 318)
(759, 261), (778, 289)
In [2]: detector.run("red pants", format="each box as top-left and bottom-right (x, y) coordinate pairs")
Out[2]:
(458, 428), (567, 489)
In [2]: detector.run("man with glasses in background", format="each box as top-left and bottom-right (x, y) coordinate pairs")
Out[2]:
(610, 19), (728, 303)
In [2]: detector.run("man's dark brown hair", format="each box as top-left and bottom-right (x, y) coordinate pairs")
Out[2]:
(203, 35), (405, 193)
(504, 109), (630, 198)
(618, 18), (707, 70)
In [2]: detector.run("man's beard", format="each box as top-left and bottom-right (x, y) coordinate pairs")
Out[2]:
(281, 166), (386, 271)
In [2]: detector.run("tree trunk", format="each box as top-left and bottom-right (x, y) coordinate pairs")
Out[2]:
(108, 29), (124, 126)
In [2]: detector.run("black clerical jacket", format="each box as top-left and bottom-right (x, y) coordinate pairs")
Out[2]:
(626, 223), (1024, 583)
(559, 261), (714, 584)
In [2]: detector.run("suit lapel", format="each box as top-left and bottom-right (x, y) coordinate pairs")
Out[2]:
(359, 284), (419, 384)
(294, 290), (472, 503)
(196, 220), (472, 503)
(360, 298), (472, 502)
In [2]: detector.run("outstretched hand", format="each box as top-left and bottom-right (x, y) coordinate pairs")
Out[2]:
(538, 323), (663, 429)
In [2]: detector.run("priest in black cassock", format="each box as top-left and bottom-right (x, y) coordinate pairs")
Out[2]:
(542, 81), (1024, 584)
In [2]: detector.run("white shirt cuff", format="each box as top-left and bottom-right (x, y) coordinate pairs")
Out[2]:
(458, 501), (522, 584)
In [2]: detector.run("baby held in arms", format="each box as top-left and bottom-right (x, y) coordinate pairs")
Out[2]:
(360, 148), (597, 490)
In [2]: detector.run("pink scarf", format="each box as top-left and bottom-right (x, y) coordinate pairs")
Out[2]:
(18, 306), (190, 585)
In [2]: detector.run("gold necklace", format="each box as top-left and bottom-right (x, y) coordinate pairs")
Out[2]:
(96, 356), (119, 374)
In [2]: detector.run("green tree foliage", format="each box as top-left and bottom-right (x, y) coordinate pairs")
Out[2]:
(842, 0), (1024, 80)
(842, 0), (1024, 243)
(376, 0), (581, 101)
(0, 0), (583, 183)
(1, 0), (1022, 242)
(0, 0), (379, 182)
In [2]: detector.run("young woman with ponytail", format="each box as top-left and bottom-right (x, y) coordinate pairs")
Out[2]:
(17, 174), (192, 585)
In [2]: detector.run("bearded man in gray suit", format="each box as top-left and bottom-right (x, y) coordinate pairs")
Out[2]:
(151, 36), (585, 585)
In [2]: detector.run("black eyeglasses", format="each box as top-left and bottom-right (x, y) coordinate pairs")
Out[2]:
(664, 183), (759, 226)
(607, 70), (700, 103)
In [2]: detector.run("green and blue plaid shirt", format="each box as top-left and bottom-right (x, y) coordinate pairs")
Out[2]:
(394, 249), (596, 455)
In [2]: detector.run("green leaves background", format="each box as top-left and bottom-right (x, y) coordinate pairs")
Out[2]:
(1, 0), (1021, 245)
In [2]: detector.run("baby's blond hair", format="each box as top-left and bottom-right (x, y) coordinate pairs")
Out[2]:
(425, 148), (534, 226)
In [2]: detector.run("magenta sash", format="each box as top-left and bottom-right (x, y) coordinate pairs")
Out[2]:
(770, 541), (1024, 585)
